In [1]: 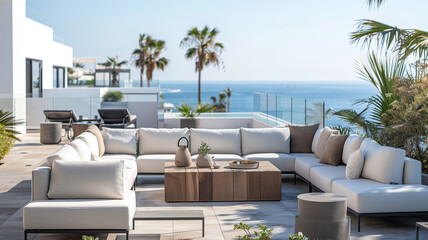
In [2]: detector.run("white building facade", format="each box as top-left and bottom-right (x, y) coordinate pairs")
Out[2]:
(0, 0), (73, 133)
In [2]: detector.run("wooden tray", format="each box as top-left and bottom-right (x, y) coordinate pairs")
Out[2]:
(229, 160), (259, 169)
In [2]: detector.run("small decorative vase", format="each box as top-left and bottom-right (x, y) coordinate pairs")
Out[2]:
(196, 153), (213, 168)
(174, 137), (192, 167)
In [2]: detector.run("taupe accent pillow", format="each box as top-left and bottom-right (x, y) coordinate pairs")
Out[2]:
(85, 125), (105, 157)
(319, 134), (349, 166)
(314, 127), (334, 158)
(286, 124), (319, 153)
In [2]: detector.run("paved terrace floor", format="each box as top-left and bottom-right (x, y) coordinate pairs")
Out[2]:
(0, 133), (427, 240)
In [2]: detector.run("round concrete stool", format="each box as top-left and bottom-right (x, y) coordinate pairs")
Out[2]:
(295, 193), (350, 240)
(40, 122), (62, 144)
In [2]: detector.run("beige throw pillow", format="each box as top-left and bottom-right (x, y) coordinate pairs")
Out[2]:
(85, 125), (105, 157)
(342, 135), (364, 164)
(47, 160), (125, 199)
(314, 127), (334, 158)
(346, 149), (364, 179)
(286, 124), (319, 153)
(319, 134), (348, 166)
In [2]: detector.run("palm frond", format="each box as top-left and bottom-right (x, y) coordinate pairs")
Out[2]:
(367, 0), (386, 8)
(0, 110), (24, 141)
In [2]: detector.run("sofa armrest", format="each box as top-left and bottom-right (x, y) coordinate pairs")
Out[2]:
(32, 167), (51, 201)
(403, 157), (422, 184)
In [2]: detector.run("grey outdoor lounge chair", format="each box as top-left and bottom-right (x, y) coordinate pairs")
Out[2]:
(43, 110), (79, 139)
(98, 109), (137, 129)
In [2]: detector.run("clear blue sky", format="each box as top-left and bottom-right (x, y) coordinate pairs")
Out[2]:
(27, 0), (428, 82)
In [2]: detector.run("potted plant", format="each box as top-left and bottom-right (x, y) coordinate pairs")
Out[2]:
(101, 91), (127, 109)
(196, 142), (213, 168)
(176, 103), (213, 128)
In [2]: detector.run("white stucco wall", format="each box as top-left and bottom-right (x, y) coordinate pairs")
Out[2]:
(0, 0), (73, 133)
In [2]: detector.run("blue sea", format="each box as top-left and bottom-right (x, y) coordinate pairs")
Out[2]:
(159, 81), (378, 127)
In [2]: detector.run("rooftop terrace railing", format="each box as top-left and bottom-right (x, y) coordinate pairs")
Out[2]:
(253, 93), (325, 127)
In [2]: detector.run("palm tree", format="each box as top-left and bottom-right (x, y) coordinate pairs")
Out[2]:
(73, 63), (84, 69)
(143, 37), (169, 87)
(132, 34), (149, 87)
(352, 1), (428, 60)
(210, 93), (227, 112)
(180, 26), (225, 104)
(0, 110), (24, 141)
(223, 88), (232, 112)
(100, 56), (127, 87)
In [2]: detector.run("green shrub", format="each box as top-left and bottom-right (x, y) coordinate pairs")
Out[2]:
(102, 91), (123, 102)
(233, 222), (274, 240)
(0, 125), (15, 161)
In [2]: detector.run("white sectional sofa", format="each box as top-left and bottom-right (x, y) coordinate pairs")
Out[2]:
(24, 125), (428, 236)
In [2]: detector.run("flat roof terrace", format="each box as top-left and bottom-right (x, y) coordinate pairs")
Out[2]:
(0, 133), (427, 239)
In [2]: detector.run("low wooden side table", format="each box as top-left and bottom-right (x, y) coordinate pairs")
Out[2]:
(416, 222), (428, 239)
(164, 161), (281, 202)
(71, 122), (101, 139)
(133, 210), (205, 237)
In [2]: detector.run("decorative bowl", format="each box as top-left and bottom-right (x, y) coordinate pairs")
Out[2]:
(213, 164), (221, 169)
(229, 160), (259, 169)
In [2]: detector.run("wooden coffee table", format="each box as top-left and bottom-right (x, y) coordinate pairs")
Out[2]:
(164, 161), (281, 202)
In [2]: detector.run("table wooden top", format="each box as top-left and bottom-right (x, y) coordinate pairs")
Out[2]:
(164, 161), (280, 173)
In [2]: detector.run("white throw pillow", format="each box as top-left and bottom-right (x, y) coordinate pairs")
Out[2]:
(46, 144), (82, 167)
(342, 135), (364, 164)
(103, 128), (137, 155)
(314, 126), (334, 158)
(311, 128), (323, 153)
(346, 149), (364, 179)
(69, 139), (92, 162)
(138, 128), (189, 154)
(47, 160), (125, 199)
(361, 141), (405, 184)
(190, 128), (241, 155)
(241, 128), (290, 155)
(76, 132), (100, 157)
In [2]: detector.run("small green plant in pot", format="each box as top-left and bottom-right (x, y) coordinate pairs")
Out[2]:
(196, 142), (213, 168)
(102, 91), (123, 102)
(176, 103), (213, 128)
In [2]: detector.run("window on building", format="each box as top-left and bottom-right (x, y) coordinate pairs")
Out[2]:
(26, 59), (43, 98)
(53, 66), (65, 88)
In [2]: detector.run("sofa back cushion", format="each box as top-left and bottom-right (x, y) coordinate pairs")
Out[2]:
(311, 128), (323, 153)
(342, 135), (364, 164)
(319, 134), (348, 166)
(85, 125), (105, 157)
(361, 139), (405, 184)
(286, 124), (319, 153)
(47, 160), (125, 199)
(190, 128), (241, 155)
(46, 144), (82, 167)
(139, 128), (189, 154)
(103, 128), (137, 155)
(314, 127), (334, 158)
(69, 139), (92, 162)
(76, 132), (100, 157)
(241, 128), (290, 155)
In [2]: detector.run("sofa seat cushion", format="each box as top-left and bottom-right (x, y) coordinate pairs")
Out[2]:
(243, 153), (295, 172)
(191, 154), (244, 162)
(101, 154), (137, 162)
(137, 154), (176, 173)
(310, 166), (346, 193)
(332, 179), (428, 213)
(290, 153), (315, 158)
(23, 191), (136, 230)
(190, 128), (241, 155)
(295, 157), (329, 181)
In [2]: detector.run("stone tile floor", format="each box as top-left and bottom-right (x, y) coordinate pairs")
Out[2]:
(0, 133), (427, 239)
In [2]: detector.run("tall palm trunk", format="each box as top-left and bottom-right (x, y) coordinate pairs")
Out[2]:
(140, 69), (144, 87)
(147, 77), (151, 87)
(198, 69), (202, 104)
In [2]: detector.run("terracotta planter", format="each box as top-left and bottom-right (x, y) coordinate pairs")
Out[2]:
(180, 118), (200, 128)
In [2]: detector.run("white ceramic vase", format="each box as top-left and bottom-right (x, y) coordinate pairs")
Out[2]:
(196, 153), (213, 168)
